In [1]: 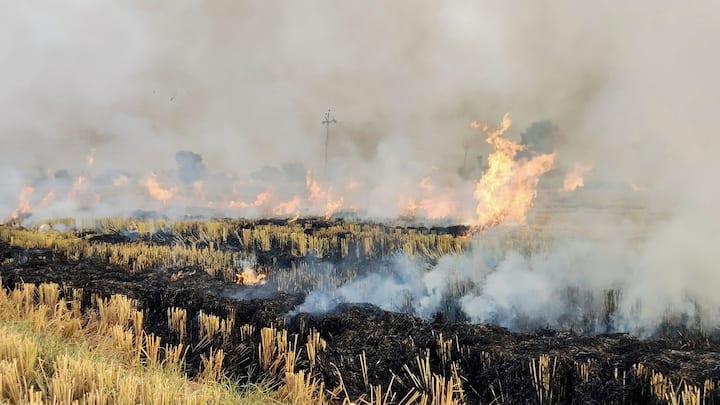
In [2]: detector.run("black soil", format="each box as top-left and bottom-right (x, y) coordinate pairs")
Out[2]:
(2, 240), (720, 404)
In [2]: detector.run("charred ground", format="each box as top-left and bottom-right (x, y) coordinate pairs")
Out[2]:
(0, 219), (719, 404)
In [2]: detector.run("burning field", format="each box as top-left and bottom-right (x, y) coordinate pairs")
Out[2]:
(1, 214), (719, 404)
(1, 119), (718, 403)
(1, 109), (719, 404)
(2, 1), (719, 403)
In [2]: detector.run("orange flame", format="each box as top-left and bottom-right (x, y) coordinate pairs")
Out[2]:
(145, 173), (177, 203)
(401, 199), (419, 219)
(272, 196), (301, 215)
(37, 191), (56, 209)
(473, 113), (556, 229)
(324, 197), (345, 219)
(67, 176), (87, 200)
(288, 211), (300, 223)
(400, 177), (458, 220)
(10, 186), (34, 219)
(305, 170), (344, 218)
(562, 162), (593, 191)
(225, 191), (271, 210)
(236, 268), (267, 285)
(418, 197), (457, 219)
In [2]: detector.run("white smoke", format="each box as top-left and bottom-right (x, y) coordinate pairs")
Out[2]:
(3, 0), (718, 222)
(289, 220), (720, 336)
(2, 1), (720, 336)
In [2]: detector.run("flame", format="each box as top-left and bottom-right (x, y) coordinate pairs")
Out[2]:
(401, 199), (419, 218)
(236, 268), (267, 285)
(228, 191), (272, 209)
(37, 191), (56, 209)
(10, 186), (34, 219)
(472, 113), (556, 229)
(145, 173), (177, 203)
(272, 196), (301, 215)
(288, 211), (300, 223)
(254, 192), (271, 206)
(67, 176), (87, 200)
(399, 177), (458, 220)
(306, 170), (323, 203)
(418, 197), (457, 219)
(324, 196), (345, 219)
(562, 162), (593, 191)
(305, 170), (344, 218)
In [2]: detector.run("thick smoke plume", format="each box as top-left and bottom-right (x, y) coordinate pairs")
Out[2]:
(2, 1), (719, 333)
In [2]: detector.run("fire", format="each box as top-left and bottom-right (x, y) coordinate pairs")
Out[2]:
(324, 196), (345, 219)
(67, 176), (87, 200)
(399, 177), (458, 220)
(472, 113), (556, 229)
(305, 170), (344, 218)
(254, 192), (271, 206)
(401, 199), (419, 218)
(10, 186), (34, 219)
(288, 211), (300, 223)
(37, 191), (56, 209)
(562, 162), (593, 191)
(226, 191), (270, 210)
(272, 196), (301, 215)
(236, 268), (267, 286)
(145, 173), (177, 203)
(418, 197), (457, 219)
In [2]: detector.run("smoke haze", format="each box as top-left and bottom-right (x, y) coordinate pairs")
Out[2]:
(2, 1), (719, 333)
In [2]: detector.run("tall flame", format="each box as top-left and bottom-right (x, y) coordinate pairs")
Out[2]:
(10, 186), (34, 219)
(67, 176), (87, 200)
(305, 170), (344, 218)
(473, 113), (556, 229)
(562, 162), (593, 191)
(38, 191), (56, 209)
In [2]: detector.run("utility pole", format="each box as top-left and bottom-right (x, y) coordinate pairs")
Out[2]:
(322, 109), (337, 176)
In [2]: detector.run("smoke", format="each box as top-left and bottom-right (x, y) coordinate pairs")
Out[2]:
(288, 223), (719, 336)
(3, 1), (715, 217)
(175, 151), (207, 185)
(2, 1), (719, 333)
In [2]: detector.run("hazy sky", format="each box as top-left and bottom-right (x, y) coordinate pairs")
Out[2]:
(1, 1), (717, 218)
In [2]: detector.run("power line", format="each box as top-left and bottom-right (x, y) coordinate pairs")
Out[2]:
(322, 109), (337, 176)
